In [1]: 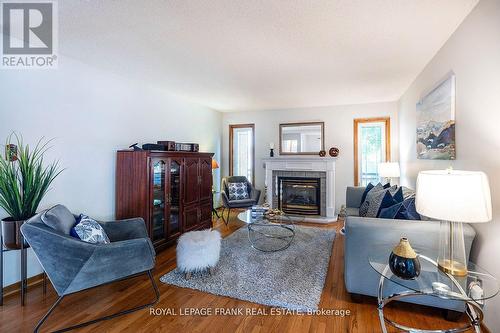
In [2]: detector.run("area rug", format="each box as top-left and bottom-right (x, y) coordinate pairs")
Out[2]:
(160, 225), (335, 311)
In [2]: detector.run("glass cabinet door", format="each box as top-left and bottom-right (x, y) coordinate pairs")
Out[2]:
(151, 158), (167, 242)
(168, 159), (181, 237)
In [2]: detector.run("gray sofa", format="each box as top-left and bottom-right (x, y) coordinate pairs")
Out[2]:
(344, 186), (476, 312)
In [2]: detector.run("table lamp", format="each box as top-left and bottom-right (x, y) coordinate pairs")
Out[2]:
(211, 159), (220, 217)
(211, 159), (219, 191)
(416, 169), (492, 276)
(378, 162), (400, 184)
(211, 159), (219, 170)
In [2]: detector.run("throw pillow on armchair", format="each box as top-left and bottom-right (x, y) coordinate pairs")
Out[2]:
(228, 182), (250, 200)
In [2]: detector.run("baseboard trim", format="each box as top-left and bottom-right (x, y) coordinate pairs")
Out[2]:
(0, 259), (493, 333)
(2, 272), (46, 299)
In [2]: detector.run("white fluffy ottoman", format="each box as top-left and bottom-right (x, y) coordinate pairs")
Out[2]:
(176, 229), (221, 279)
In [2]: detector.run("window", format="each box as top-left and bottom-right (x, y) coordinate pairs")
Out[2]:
(229, 124), (255, 184)
(354, 118), (391, 186)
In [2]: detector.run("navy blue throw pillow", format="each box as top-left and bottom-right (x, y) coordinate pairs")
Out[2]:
(401, 197), (421, 220)
(360, 183), (375, 204)
(70, 227), (80, 239)
(393, 187), (404, 203)
(379, 196), (421, 220)
(379, 202), (404, 219)
(69, 213), (87, 239)
(376, 191), (399, 217)
(383, 182), (391, 189)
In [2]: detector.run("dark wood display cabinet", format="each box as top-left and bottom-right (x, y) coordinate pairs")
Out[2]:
(116, 150), (214, 251)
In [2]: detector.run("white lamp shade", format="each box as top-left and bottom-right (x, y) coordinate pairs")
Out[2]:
(378, 162), (400, 178)
(416, 170), (492, 223)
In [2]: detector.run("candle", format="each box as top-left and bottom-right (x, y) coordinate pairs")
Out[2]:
(269, 142), (275, 149)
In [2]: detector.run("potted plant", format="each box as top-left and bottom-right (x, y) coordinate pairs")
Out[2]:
(0, 134), (62, 249)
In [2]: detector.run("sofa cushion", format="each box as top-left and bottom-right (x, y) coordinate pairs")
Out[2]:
(376, 191), (399, 217)
(393, 187), (404, 203)
(362, 185), (398, 217)
(376, 187), (404, 218)
(73, 215), (110, 244)
(359, 183), (384, 216)
(41, 204), (76, 235)
(69, 213), (86, 239)
(69, 226), (80, 239)
(402, 196), (421, 220)
(378, 196), (421, 220)
(401, 186), (416, 199)
(228, 182), (249, 200)
(346, 207), (360, 217)
(360, 183), (374, 205)
(379, 202), (404, 219)
(228, 199), (255, 208)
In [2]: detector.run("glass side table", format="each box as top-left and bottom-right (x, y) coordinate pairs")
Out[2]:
(238, 210), (296, 252)
(369, 247), (499, 333)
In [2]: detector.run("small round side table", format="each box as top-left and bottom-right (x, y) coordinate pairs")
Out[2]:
(237, 210), (296, 252)
(369, 249), (498, 333)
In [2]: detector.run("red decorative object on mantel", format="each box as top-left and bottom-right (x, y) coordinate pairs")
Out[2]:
(329, 147), (340, 157)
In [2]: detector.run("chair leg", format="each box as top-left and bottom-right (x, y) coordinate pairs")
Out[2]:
(34, 295), (65, 333)
(221, 207), (229, 225)
(224, 208), (231, 226)
(43, 272), (47, 295)
(34, 270), (160, 333)
(212, 209), (220, 219)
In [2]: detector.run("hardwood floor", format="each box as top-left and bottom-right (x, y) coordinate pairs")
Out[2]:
(0, 210), (476, 333)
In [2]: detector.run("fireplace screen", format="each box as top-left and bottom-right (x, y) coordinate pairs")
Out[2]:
(278, 177), (321, 215)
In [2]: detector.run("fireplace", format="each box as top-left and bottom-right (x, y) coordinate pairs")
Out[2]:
(278, 177), (321, 215)
(264, 157), (337, 222)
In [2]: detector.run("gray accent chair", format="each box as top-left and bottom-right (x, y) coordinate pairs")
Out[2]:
(344, 186), (476, 315)
(20, 210), (159, 333)
(220, 176), (261, 224)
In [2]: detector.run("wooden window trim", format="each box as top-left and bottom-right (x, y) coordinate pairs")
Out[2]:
(353, 117), (391, 186)
(229, 124), (255, 184)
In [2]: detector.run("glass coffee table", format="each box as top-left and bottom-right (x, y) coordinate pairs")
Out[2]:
(237, 210), (296, 252)
(369, 247), (499, 333)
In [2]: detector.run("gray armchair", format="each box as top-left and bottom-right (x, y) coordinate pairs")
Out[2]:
(221, 176), (261, 224)
(20, 210), (159, 333)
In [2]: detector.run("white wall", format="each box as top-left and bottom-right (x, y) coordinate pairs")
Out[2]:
(0, 55), (222, 287)
(222, 102), (399, 211)
(398, 0), (500, 327)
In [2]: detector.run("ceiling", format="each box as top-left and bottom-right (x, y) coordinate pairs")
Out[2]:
(59, 0), (478, 111)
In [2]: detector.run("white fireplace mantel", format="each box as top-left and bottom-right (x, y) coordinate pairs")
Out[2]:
(262, 156), (337, 222)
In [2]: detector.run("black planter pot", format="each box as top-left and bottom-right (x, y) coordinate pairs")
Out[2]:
(1, 217), (27, 250)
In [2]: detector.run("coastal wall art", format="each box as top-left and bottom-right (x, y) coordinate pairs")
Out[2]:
(416, 74), (456, 160)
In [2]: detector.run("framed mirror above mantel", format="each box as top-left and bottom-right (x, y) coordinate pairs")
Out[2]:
(279, 122), (325, 155)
